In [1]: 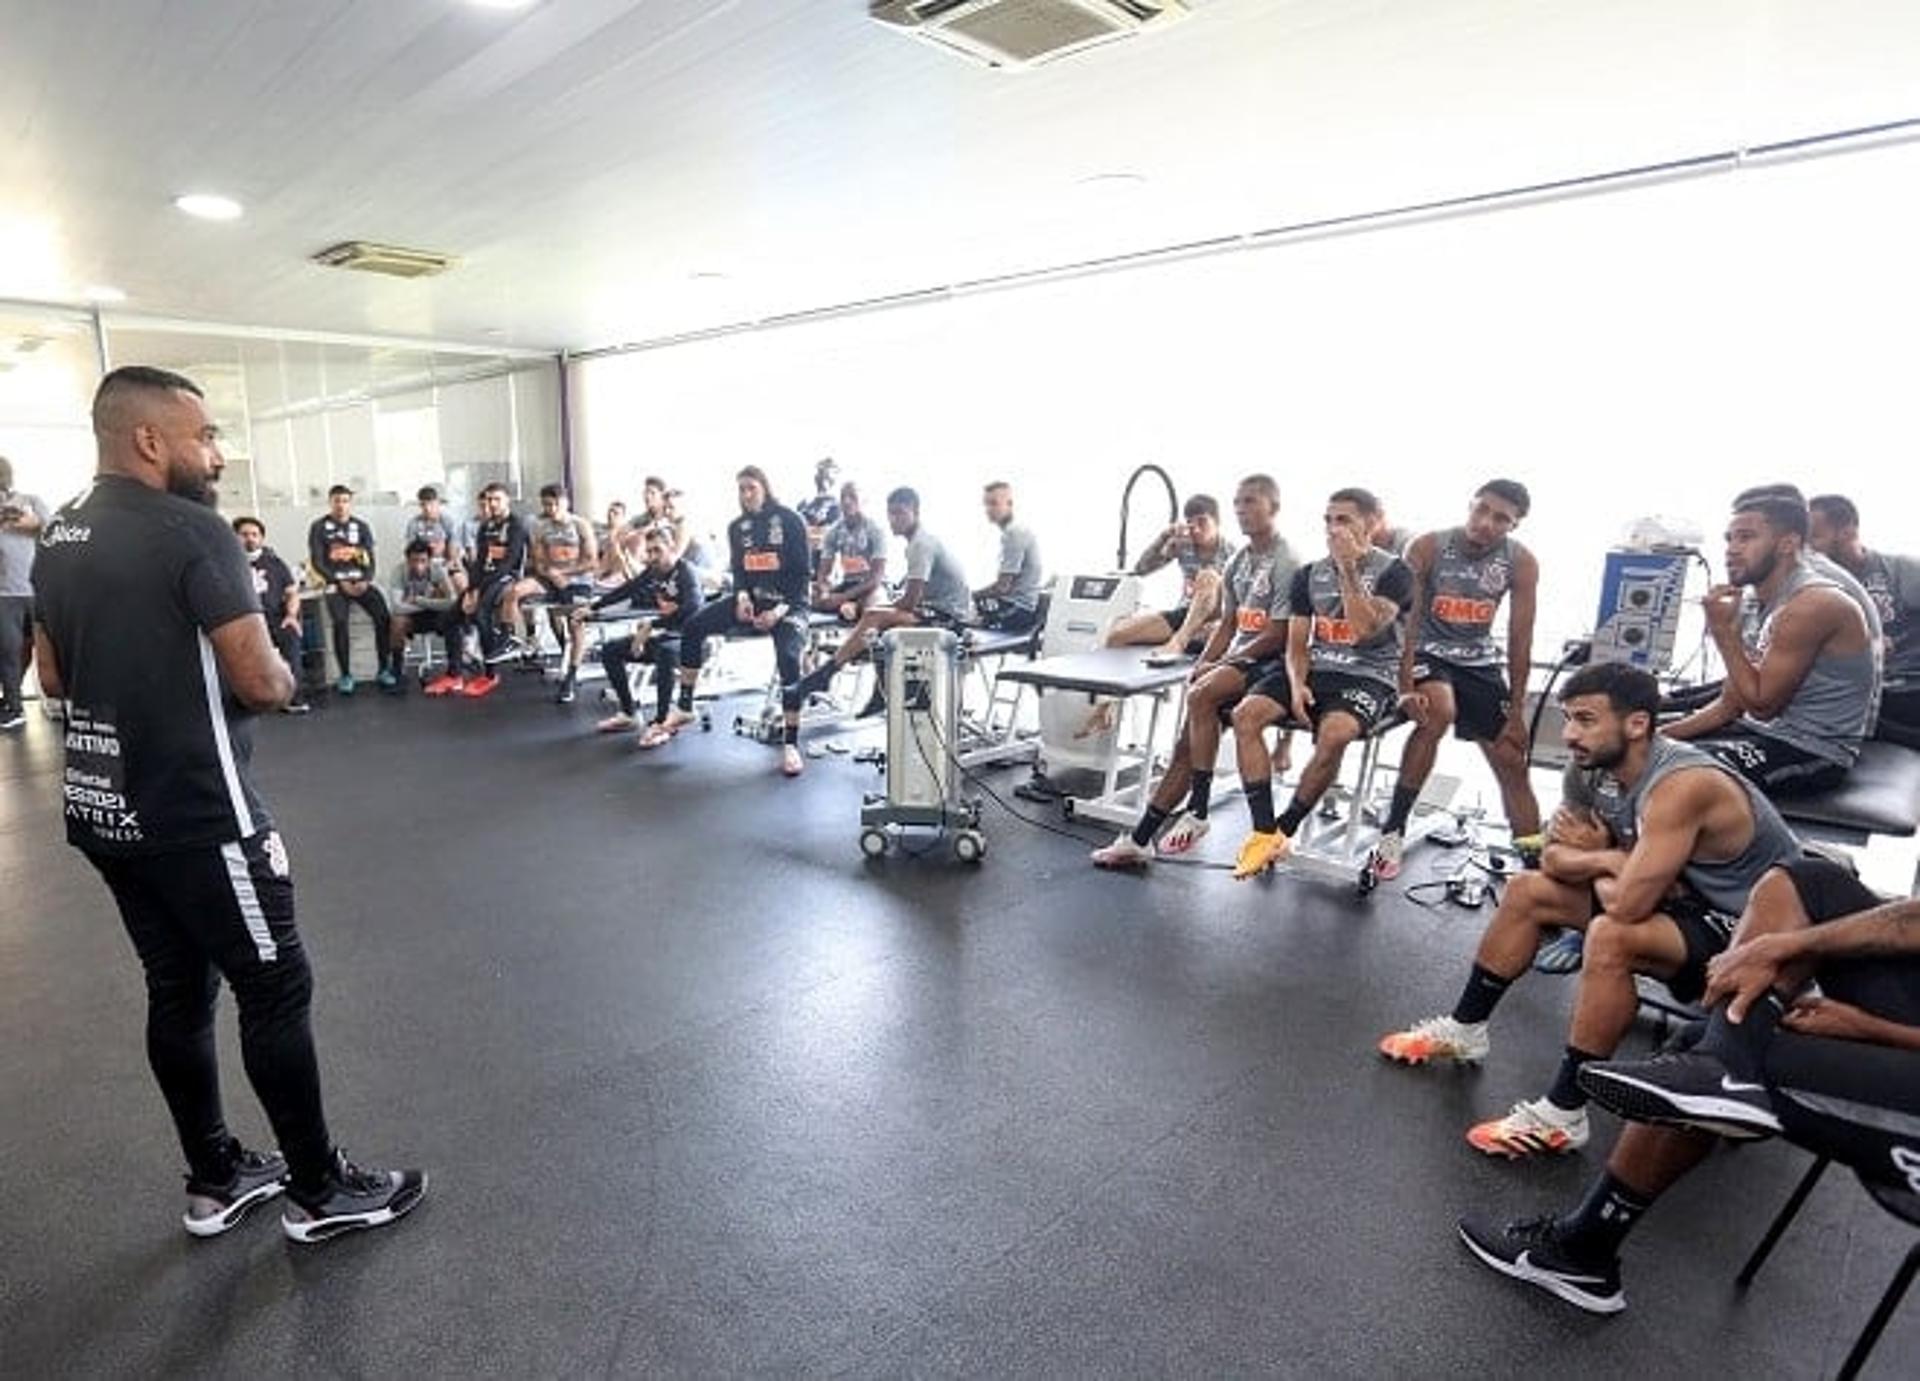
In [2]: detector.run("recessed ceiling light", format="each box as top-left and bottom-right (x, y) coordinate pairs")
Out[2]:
(1076, 172), (1148, 189)
(688, 270), (731, 283)
(173, 193), (244, 221)
(82, 284), (127, 303)
(466, 0), (539, 9)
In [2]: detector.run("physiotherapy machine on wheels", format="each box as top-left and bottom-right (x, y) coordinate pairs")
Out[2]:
(860, 625), (985, 862)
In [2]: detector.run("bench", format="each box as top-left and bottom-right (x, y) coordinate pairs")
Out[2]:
(1775, 739), (1920, 893)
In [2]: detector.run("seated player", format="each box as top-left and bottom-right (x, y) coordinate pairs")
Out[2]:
(813, 481), (888, 621)
(1378, 662), (1802, 1159)
(1375, 479), (1543, 880)
(1666, 489), (1876, 794)
(306, 484), (392, 694)
(573, 524), (700, 747)
(786, 486), (972, 717)
(439, 482), (529, 698)
(1104, 493), (1239, 657)
(1229, 487), (1415, 879)
(404, 484), (462, 576)
(663, 489), (725, 595)
(669, 466), (814, 776)
(1810, 491), (1919, 745)
(1088, 474), (1297, 868)
(595, 499), (628, 551)
(232, 516), (309, 714)
(972, 481), (1045, 633)
(387, 540), (460, 694)
(504, 484), (599, 700)
(1458, 856), (1920, 1315)
(797, 456), (841, 574)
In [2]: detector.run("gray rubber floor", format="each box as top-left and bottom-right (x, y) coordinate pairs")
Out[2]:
(2, 676), (1914, 1378)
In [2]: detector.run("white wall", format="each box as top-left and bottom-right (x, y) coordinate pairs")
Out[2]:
(570, 141), (1920, 655)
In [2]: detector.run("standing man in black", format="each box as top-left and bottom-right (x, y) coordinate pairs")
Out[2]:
(32, 366), (423, 1243)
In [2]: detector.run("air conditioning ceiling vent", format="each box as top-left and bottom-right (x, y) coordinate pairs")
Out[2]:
(310, 241), (459, 279)
(870, 0), (1188, 69)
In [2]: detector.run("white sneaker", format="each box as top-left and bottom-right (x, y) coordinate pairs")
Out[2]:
(781, 744), (804, 777)
(1467, 1097), (1590, 1158)
(1377, 1014), (1492, 1065)
(1090, 833), (1153, 869)
(1156, 810), (1211, 856)
(595, 712), (636, 733)
(1370, 831), (1405, 880)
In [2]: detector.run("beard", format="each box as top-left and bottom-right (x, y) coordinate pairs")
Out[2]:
(166, 461), (218, 507)
(1733, 548), (1777, 588)
(1570, 736), (1627, 771)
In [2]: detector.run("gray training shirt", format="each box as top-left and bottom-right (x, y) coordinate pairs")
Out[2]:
(906, 528), (973, 621)
(1737, 560), (1876, 765)
(0, 489), (50, 598)
(995, 522), (1043, 612)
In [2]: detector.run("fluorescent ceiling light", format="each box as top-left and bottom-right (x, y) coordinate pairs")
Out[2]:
(82, 284), (126, 303)
(173, 193), (243, 221)
(467, 0), (539, 9)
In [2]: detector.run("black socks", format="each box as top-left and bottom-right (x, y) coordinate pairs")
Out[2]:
(1185, 770), (1214, 820)
(1558, 1172), (1650, 1262)
(1452, 963), (1512, 1026)
(1246, 781), (1276, 834)
(1383, 783), (1420, 836)
(1546, 1045), (1603, 1112)
(1132, 804), (1171, 849)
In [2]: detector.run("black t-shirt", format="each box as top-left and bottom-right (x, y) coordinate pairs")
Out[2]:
(308, 514), (376, 583)
(32, 475), (273, 855)
(468, 514), (530, 584)
(248, 546), (296, 618)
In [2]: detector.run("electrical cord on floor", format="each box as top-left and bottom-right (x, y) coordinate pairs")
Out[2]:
(923, 706), (1118, 848)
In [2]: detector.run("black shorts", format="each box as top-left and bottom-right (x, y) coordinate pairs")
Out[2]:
(1875, 684), (1920, 749)
(1212, 657), (1278, 725)
(1662, 891), (1741, 1003)
(1410, 656), (1510, 743)
(1230, 664), (1393, 734)
(975, 598), (1041, 633)
(1784, 856), (1920, 1024)
(402, 607), (454, 634)
(1695, 729), (1847, 796)
(1305, 671), (1395, 734)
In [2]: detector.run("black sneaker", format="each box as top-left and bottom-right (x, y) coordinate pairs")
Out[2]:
(282, 1150), (427, 1244)
(1457, 1213), (1625, 1315)
(483, 634), (531, 666)
(556, 674), (577, 705)
(183, 1143), (287, 1238)
(1577, 1051), (1780, 1140)
(283, 700), (312, 716)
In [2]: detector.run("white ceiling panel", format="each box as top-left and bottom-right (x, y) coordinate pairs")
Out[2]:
(1, 0), (1914, 352)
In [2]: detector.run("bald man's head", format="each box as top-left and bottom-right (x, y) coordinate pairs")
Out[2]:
(91, 366), (225, 505)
